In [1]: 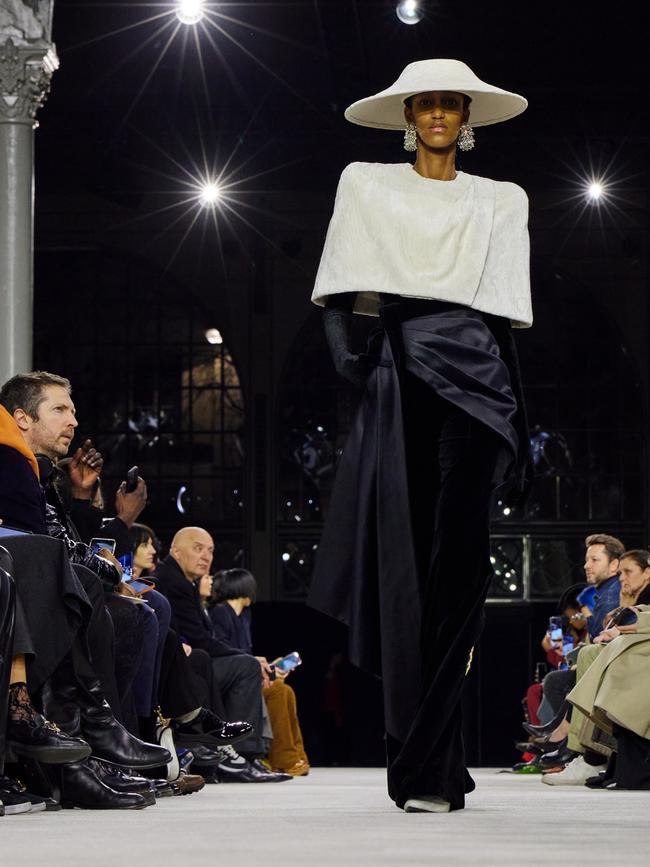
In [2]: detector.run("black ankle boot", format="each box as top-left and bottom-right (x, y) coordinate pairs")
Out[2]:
(522, 701), (568, 738)
(6, 683), (92, 764)
(42, 649), (171, 770)
(60, 760), (149, 810)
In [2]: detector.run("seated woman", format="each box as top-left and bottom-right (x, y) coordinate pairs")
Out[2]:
(205, 569), (310, 777)
(568, 600), (650, 790)
(544, 550), (650, 786)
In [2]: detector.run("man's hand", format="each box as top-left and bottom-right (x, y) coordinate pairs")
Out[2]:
(115, 477), (147, 528)
(97, 548), (123, 579)
(68, 439), (104, 499)
(255, 656), (273, 689)
(594, 626), (621, 644)
(569, 612), (588, 632)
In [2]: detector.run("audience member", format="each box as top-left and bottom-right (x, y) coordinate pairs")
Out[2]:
(542, 549), (650, 786)
(208, 568), (310, 776)
(154, 527), (290, 782)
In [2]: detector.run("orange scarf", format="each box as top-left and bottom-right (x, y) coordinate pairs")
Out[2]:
(0, 404), (40, 479)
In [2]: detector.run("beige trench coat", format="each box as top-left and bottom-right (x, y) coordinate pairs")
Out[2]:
(567, 606), (650, 740)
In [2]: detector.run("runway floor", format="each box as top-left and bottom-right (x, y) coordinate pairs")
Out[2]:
(2, 767), (648, 866)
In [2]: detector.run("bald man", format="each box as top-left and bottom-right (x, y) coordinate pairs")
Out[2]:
(155, 527), (281, 780)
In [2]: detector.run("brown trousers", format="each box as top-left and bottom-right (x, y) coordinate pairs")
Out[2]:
(263, 679), (309, 771)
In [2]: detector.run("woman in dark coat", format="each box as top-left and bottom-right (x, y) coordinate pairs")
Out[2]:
(308, 59), (532, 812)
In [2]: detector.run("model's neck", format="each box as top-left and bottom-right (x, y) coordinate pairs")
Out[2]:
(132, 564), (143, 579)
(413, 146), (457, 181)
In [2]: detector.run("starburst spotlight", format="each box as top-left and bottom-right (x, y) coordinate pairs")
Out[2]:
(586, 179), (606, 203)
(396, 0), (424, 24)
(198, 181), (222, 207)
(175, 0), (205, 26)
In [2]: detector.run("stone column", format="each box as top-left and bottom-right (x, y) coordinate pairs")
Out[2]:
(0, 13), (58, 383)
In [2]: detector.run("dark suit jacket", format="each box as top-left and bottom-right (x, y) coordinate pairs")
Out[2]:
(154, 555), (240, 658)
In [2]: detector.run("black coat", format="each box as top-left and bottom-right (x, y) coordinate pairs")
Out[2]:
(154, 555), (240, 658)
(0, 444), (119, 589)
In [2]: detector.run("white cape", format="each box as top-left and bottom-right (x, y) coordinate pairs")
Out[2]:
(312, 162), (532, 328)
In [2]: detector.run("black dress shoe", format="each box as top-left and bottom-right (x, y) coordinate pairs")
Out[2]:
(60, 761), (149, 810)
(186, 743), (221, 766)
(249, 758), (292, 782)
(88, 759), (156, 805)
(173, 709), (253, 748)
(539, 743), (578, 769)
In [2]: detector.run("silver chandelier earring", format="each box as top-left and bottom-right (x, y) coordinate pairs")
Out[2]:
(403, 122), (418, 152)
(457, 123), (475, 152)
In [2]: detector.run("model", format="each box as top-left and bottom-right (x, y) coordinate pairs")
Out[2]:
(308, 59), (532, 813)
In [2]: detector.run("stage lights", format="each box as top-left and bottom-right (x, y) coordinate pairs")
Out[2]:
(198, 181), (222, 207)
(586, 180), (605, 203)
(396, 0), (423, 24)
(175, 0), (205, 25)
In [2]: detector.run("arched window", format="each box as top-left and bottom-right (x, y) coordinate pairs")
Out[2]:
(277, 266), (645, 601)
(34, 249), (245, 565)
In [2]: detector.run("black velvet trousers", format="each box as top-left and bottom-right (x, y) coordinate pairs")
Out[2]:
(386, 372), (502, 810)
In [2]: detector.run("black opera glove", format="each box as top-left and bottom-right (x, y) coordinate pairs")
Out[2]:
(323, 303), (377, 390)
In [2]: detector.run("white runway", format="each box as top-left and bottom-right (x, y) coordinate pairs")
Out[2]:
(2, 767), (647, 866)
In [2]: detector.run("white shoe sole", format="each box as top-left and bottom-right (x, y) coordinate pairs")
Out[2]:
(3, 802), (33, 815)
(541, 774), (591, 786)
(404, 797), (451, 813)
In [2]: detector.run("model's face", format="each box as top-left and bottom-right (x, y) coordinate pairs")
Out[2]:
(584, 545), (618, 586)
(172, 529), (214, 580)
(619, 558), (650, 599)
(14, 385), (78, 459)
(134, 538), (156, 572)
(404, 91), (469, 151)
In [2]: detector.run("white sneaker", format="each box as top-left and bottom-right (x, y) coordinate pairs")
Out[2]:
(541, 755), (604, 786)
(404, 795), (451, 813)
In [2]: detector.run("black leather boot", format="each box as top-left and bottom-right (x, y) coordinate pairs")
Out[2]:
(42, 647), (171, 770)
(522, 701), (568, 738)
(60, 760), (148, 810)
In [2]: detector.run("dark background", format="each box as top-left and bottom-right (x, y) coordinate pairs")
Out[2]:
(31, 0), (650, 766)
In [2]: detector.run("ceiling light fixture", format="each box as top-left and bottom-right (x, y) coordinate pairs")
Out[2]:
(396, 0), (424, 25)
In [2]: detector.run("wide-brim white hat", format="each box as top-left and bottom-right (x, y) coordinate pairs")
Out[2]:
(344, 59), (527, 129)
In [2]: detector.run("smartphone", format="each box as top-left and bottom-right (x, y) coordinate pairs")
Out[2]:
(125, 466), (139, 493)
(125, 578), (154, 595)
(272, 652), (302, 674)
(91, 537), (117, 556)
(548, 616), (563, 643)
(118, 553), (133, 581)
